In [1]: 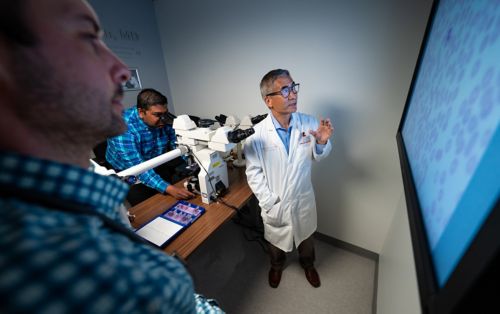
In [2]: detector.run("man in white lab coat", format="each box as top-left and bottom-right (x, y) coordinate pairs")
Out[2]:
(244, 69), (333, 288)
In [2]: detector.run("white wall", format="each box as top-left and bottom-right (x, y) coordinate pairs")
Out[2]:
(154, 0), (432, 253)
(377, 196), (421, 313)
(89, 0), (429, 310)
(88, 0), (172, 110)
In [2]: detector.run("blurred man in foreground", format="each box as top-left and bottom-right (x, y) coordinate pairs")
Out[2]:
(0, 0), (221, 312)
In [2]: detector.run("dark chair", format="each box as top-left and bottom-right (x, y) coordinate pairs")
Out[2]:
(92, 141), (115, 170)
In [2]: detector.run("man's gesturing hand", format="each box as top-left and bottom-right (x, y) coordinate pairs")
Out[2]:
(309, 118), (334, 145)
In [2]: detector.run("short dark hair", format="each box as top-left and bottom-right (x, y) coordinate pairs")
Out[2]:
(136, 88), (168, 110)
(260, 69), (291, 100)
(0, 1), (37, 46)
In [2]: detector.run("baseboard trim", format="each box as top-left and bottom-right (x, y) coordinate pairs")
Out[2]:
(373, 258), (378, 314)
(314, 232), (379, 261)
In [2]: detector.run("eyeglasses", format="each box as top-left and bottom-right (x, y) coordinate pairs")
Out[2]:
(151, 112), (167, 118)
(266, 83), (300, 98)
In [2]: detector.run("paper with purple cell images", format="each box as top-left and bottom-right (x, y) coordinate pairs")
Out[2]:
(135, 201), (206, 247)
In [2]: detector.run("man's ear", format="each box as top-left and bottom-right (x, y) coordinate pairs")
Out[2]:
(264, 96), (273, 109)
(138, 108), (146, 119)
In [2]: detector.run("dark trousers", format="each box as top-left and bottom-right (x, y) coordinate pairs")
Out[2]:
(126, 157), (184, 206)
(268, 235), (316, 271)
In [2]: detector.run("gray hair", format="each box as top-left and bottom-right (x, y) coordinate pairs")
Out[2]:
(259, 69), (291, 100)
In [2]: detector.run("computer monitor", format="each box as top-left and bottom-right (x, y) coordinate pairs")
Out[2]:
(396, 0), (500, 313)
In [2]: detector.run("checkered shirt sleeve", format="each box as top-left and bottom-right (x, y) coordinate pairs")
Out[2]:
(106, 107), (178, 193)
(0, 152), (224, 313)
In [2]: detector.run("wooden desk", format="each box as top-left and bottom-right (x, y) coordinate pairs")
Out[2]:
(129, 166), (253, 260)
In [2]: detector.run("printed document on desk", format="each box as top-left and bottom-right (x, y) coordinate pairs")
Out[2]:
(135, 201), (205, 247)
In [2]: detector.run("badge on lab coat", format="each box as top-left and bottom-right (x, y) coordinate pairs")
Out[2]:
(299, 132), (311, 145)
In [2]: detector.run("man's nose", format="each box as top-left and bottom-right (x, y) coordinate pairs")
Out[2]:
(105, 44), (130, 84)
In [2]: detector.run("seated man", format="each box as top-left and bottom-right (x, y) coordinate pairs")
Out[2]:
(106, 88), (194, 205)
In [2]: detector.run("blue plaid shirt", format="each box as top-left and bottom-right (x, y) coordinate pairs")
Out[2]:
(106, 107), (177, 193)
(0, 152), (223, 313)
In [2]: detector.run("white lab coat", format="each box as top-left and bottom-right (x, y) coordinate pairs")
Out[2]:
(244, 112), (332, 252)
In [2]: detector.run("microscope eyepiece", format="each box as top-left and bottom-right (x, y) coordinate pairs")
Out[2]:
(159, 112), (177, 125)
(215, 114), (227, 126)
(227, 128), (255, 143)
(250, 114), (267, 125)
(198, 119), (217, 128)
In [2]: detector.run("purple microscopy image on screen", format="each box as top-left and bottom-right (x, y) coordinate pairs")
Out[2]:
(402, 1), (500, 249)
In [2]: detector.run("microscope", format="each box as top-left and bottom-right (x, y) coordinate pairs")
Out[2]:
(172, 115), (255, 204)
(111, 114), (256, 204)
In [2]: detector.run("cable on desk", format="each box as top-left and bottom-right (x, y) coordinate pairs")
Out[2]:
(214, 196), (239, 211)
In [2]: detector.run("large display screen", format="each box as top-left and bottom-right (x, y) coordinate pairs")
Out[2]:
(397, 0), (499, 312)
(402, 0), (500, 286)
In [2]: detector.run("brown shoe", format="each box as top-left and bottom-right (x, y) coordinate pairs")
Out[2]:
(268, 268), (282, 288)
(304, 267), (321, 287)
